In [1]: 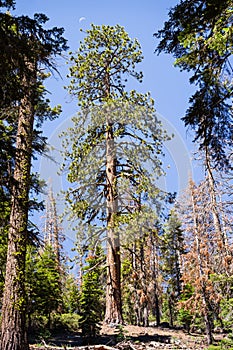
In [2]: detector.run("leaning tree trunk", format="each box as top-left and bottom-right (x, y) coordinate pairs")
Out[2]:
(104, 120), (123, 324)
(0, 61), (36, 350)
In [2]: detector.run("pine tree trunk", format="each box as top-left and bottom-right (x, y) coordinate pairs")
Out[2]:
(104, 121), (123, 324)
(150, 231), (161, 326)
(153, 291), (161, 326)
(168, 294), (174, 328)
(0, 61), (36, 350)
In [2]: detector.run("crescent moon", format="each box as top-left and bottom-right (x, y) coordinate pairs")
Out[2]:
(79, 17), (86, 23)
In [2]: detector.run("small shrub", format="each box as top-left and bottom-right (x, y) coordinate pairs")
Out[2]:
(116, 325), (129, 342)
(29, 314), (48, 332)
(177, 308), (192, 332)
(51, 313), (80, 332)
(219, 335), (233, 349)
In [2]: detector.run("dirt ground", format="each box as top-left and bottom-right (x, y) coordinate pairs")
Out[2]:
(100, 324), (209, 349)
(30, 323), (225, 350)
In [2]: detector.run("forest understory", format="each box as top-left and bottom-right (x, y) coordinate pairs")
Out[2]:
(1, 1), (233, 350)
(29, 324), (227, 350)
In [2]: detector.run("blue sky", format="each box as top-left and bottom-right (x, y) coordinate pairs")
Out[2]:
(13, 1), (197, 243)
(15, 0), (194, 129)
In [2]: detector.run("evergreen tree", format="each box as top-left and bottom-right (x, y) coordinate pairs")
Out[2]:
(79, 247), (104, 339)
(0, 4), (67, 349)
(63, 24), (168, 324)
(161, 210), (185, 327)
(26, 245), (62, 328)
(62, 273), (80, 314)
(155, 0), (233, 169)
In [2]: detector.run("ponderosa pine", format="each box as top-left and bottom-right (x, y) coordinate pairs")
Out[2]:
(63, 24), (168, 324)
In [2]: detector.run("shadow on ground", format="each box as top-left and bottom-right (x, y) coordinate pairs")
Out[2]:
(29, 330), (171, 348)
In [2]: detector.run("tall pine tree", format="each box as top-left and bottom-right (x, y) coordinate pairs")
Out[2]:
(63, 24), (168, 324)
(0, 5), (67, 349)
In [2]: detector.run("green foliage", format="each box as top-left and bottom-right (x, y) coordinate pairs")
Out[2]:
(67, 24), (143, 106)
(155, 0), (233, 168)
(177, 284), (194, 332)
(219, 335), (233, 349)
(0, 1), (15, 9)
(159, 210), (185, 326)
(62, 274), (80, 314)
(62, 100), (169, 248)
(219, 298), (233, 331)
(162, 210), (184, 294)
(177, 308), (192, 332)
(210, 273), (233, 332)
(207, 334), (233, 350)
(50, 313), (80, 332)
(79, 247), (104, 338)
(121, 258), (136, 324)
(115, 325), (129, 342)
(26, 245), (62, 321)
(63, 25), (169, 279)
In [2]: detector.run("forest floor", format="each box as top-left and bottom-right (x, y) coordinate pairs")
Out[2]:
(29, 324), (227, 350)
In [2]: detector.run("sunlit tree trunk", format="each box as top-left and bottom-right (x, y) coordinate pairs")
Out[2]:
(45, 188), (62, 268)
(205, 147), (228, 254)
(0, 60), (36, 350)
(104, 116), (123, 324)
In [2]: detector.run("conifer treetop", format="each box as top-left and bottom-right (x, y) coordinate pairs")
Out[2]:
(66, 24), (143, 106)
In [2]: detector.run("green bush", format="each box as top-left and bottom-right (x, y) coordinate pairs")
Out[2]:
(51, 313), (80, 332)
(28, 312), (80, 335)
(220, 298), (233, 331)
(177, 308), (192, 332)
(29, 314), (48, 332)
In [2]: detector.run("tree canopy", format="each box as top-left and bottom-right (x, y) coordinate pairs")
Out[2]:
(63, 24), (169, 324)
(67, 24), (143, 106)
(155, 0), (233, 168)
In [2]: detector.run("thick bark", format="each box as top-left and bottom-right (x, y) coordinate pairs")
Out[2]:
(0, 61), (36, 350)
(104, 122), (123, 324)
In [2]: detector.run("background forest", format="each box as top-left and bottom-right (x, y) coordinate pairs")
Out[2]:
(0, 1), (232, 350)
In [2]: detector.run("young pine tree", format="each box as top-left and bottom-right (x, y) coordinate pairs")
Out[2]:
(79, 247), (104, 339)
(26, 245), (62, 330)
(161, 209), (185, 326)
